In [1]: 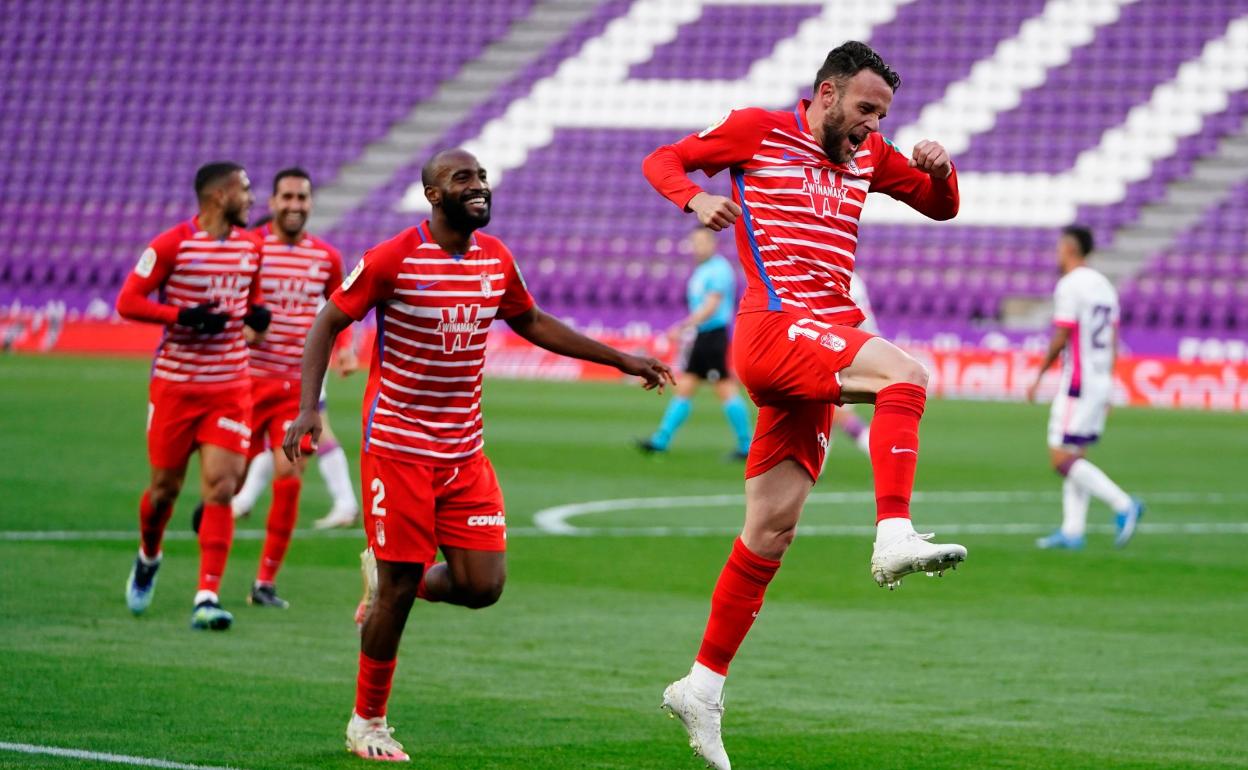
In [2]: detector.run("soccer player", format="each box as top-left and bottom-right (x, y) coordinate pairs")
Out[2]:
(230, 215), (362, 532)
(283, 148), (674, 762)
(642, 41), (968, 768)
(1026, 225), (1144, 550)
(115, 161), (271, 631)
(638, 227), (752, 459)
(234, 167), (347, 608)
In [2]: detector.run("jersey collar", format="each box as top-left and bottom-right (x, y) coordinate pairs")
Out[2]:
(417, 220), (477, 259)
(794, 99), (814, 137)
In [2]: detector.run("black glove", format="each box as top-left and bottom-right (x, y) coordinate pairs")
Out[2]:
(176, 302), (228, 334)
(243, 304), (272, 333)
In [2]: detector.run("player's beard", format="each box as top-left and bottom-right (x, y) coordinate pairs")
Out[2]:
(443, 191), (491, 232)
(277, 210), (306, 239)
(224, 201), (250, 229)
(819, 103), (854, 165)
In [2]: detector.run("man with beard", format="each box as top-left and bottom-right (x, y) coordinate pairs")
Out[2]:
(642, 41), (967, 768)
(115, 161), (271, 631)
(283, 148), (674, 761)
(234, 167), (347, 608)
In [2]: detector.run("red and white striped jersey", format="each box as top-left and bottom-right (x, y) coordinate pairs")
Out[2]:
(116, 216), (264, 386)
(247, 224), (344, 380)
(330, 221), (534, 465)
(644, 99), (959, 326)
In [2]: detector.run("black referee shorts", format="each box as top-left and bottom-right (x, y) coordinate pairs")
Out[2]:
(685, 326), (730, 381)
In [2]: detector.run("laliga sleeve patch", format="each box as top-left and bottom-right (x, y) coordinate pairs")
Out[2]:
(341, 258), (365, 291)
(135, 247), (157, 278)
(698, 111), (732, 139)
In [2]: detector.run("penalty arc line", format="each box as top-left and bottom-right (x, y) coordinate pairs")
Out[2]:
(531, 490), (1248, 536)
(0, 742), (245, 770)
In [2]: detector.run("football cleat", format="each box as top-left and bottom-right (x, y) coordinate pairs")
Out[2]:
(661, 676), (730, 770)
(230, 500), (251, 520)
(1035, 530), (1085, 550)
(636, 438), (667, 455)
(346, 714), (409, 762)
(1114, 499), (1145, 549)
(125, 554), (161, 615)
(190, 600), (233, 631)
(871, 531), (967, 590)
(248, 582), (289, 609)
(314, 503), (360, 530)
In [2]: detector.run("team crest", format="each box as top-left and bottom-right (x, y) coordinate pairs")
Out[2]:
(480, 272), (492, 297)
(819, 332), (847, 352)
(374, 519), (386, 548)
(802, 166), (848, 218)
(135, 247), (157, 278)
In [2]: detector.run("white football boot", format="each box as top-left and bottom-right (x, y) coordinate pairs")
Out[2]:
(315, 503), (360, 530)
(662, 676), (731, 770)
(871, 530), (967, 589)
(346, 714), (409, 762)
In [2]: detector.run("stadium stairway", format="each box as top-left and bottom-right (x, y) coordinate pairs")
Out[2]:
(312, 0), (610, 232)
(1097, 112), (1248, 282)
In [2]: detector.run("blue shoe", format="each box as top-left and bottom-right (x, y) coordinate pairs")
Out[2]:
(1035, 530), (1085, 550)
(1114, 499), (1145, 549)
(190, 601), (234, 631)
(125, 555), (161, 615)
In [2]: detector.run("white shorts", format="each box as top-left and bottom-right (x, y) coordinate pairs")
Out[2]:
(1047, 389), (1109, 449)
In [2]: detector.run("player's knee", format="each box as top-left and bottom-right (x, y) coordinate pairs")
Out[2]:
(892, 355), (929, 389)
(202, 476), (237, 506)
(462, 575), (505, 609)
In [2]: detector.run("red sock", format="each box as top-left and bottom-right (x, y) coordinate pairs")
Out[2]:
(870, 382), (927, 522)
(695, 538), (781, 675)
(138, 490), (173, 559)
(197, 503), (234, 594)
(257, 477), (301, 584)
(415, 562), (443, 602)
(355, 651), (397, 719)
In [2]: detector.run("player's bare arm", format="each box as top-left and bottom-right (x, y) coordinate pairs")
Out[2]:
(908, 139), (954, 178)
(686, 192), (741, 231)
(670, 292), (722, 337)
(505, 306), (675, 391)
(1027, 326), (1073, 402)
(283, 302), (352, 459)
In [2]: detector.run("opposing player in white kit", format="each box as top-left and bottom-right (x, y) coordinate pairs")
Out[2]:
(1027, 225), (1143, 549)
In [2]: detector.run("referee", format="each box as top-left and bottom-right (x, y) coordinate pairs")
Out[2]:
(639, 228), (752, 459)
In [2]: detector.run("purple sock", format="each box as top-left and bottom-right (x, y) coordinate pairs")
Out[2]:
(317, 437), (340, 455)
(839, 410), (867, 441)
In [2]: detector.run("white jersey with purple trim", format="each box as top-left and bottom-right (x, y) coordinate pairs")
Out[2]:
(1052, 265), (1119, 399)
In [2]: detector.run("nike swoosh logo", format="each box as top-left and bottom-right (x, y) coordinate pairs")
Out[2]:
(416, 281), (439, 290)
(890, 446), (917, 455)
(782, 152), (807, 161)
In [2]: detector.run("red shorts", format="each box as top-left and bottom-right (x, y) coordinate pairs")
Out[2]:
(249, 377), (300, 459)
(147, 378), (253, 469)
(732, 311), (875, 482)
(360, 451), (506, 564)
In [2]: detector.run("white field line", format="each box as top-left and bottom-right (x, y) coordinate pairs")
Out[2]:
(0, 741), (243, 770)
(3, 492), (1245, 542)
(532, 490), (1248, 536)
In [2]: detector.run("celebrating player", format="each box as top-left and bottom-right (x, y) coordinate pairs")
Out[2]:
(642, 41), (968, 768)
(235, 167), (347, 608)
(1027, 225), (1144, 549)
(283, 148), (673, 762)
(115, 161), (271, 631)
(638, 227), (753, 459)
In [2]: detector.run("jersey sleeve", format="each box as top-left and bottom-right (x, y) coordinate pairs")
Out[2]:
(1052, 278), (1078, 327)
(246, 236), (265, 308)
(642, 108), (769, 211)
(498, 246), (536, 320)
(114, 229), (182, 325)
(329, 242), (401, 322)
(867, 134), (960, 221)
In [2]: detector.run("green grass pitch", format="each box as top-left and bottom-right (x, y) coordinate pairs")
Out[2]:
(1, 355), (1246, 769)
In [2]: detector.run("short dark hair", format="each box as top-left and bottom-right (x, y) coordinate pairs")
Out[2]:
(194, 161), (244, 198)
(1062, 224), (1094, 257)
(813, 41), (900, 94)
(272, 166), (312, 195)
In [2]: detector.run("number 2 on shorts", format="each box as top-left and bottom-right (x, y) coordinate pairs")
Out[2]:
(371, 477), (387, 517)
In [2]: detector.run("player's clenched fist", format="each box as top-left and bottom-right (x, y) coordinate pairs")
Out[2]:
(908, 140), (953, 179)
(687, 192), (741, 231)
(282, 408), (322, 461)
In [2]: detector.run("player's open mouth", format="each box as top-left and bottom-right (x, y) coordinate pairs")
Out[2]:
(848, 131), (867, 148)
(464, 194), (489, 213)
